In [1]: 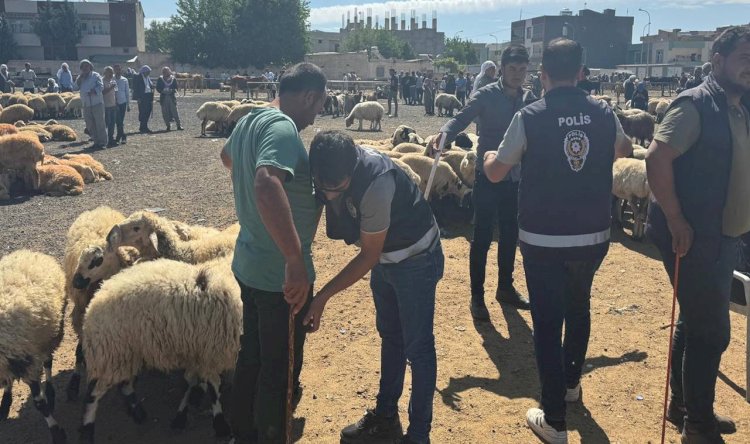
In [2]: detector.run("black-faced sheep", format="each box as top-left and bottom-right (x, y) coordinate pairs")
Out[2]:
(79, 258), (241, 443)
(345, 101), (384, 131)
(616, 109), (655, 146)
(0, 250), (67, 444)
(612, 158), (650, 240)
(435, 93), (462, 117)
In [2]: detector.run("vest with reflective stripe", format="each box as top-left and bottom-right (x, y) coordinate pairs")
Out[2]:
(518, 86), (615, 261)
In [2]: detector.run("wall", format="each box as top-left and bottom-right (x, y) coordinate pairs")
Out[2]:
(304, 51), (434, 81)
(309, 31), (341, 53)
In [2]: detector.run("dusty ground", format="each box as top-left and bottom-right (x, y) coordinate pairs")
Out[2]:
(0, 92), (748, 444)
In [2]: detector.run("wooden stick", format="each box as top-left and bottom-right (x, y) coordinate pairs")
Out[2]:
(661, 256), (680, 444)
(286, 310), (295, 444)
(424, 133), (447, 200)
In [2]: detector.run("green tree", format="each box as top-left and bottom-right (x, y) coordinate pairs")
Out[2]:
(234, 0), (310, 68)
(434, 57), (459, 73)
(145, 20), (172, 53)
(32, 0), (82, 60)
(342, 28), (414, 60)
(443, 37), (478, 65)
(0, 14), (19, 64)
(169, 0), (242, 68)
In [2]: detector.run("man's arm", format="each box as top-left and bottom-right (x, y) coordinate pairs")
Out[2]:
(483, 111), (525, 182)
(220, 144), (232, 170)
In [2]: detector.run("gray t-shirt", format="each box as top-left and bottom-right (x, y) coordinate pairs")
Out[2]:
(360, 173), (395, 233)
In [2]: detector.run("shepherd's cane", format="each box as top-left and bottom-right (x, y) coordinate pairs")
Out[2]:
(424, 133), (447, 200)
(286, 310), (295, 444)
(661, 255), (681, 444)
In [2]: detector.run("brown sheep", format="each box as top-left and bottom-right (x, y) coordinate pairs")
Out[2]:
(0, 123), (18, 136)
(44, 155), (97, 183)
(36, 164), (84, 196)
(18, 125), (53, 142)
(45, 124), (78, 142)
(61, 154), (113, 181)
(0, 104), (35, 124)
(0, 132), (45, 189)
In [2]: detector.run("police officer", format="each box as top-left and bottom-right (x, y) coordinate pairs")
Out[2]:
(304, 131), (443, 444)
(483, 38), (632, 443)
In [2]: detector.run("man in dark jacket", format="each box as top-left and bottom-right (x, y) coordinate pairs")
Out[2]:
(132, 65), (154, 133)
(684, 65), (704, 90)
(646, 26), (749, 443)
(430, 44), (536, 321)
(388, 69), (399, 118)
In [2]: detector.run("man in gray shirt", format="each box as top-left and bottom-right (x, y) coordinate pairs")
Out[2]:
(429, 45), (536, 321)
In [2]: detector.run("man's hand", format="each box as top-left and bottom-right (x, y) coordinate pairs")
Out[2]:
(303, 293), (329, 333)
(426, 132), (449, 157)
(666, 214), (694, 257)
(283, 256), (310, 315)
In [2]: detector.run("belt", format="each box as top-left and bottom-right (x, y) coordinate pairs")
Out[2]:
(519, 228), (610, 248)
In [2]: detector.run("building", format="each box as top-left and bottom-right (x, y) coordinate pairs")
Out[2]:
(1, 0), (145, 61)
(305, 48), (434, 81)
(639, 25), (750, 66)
(309, 30), (341, 53)
(511, 8), (633, 69)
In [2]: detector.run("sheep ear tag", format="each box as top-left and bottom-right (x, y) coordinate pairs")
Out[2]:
(149, 231), (159, 253)
(563, 130), (589, 172)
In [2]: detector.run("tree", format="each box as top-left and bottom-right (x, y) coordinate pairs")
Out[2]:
(434, 57), (459, 73)
(234, 0), (310, 68)
(0, 14), (18, 64)
(168, 0), (242, 68)
(32, 0), (82, 60)
(145, 20), (172, 53)
(443, 37), (478, 65)
(342, 28), (414, 60)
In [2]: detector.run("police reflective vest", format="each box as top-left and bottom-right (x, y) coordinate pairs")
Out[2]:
(518, 86), (616, 260)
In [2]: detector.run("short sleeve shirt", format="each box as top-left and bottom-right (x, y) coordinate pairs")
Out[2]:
(224, 107), (318, 292)
(654, 100), (750, 236)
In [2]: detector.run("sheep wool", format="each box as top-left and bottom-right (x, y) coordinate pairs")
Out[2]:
(459, 151), (477, 187)
(612, 158), (650, 201)
(44, 155), (96, 183)
(434, 93), (462, 117)
(392, 125), (418, 146)
(345, 101), (384, 131)
(64, 96), (82, 118)
(391, 158), (421, 187)
(399, 154), (470, 202)
(0, 250), (67, 443)
(61, 154), (113, 181)
(0, 123), (16, 136)
(42, 94), (66, 117)
(392, 142), (426, 154)
(45, 124), (78, 142)
(36, 164), (84, 197)
(0, 104), (34, 124)
(196, 102), (232, 136)
(18, 125), (53, 142)
(0, 131), (44, 190)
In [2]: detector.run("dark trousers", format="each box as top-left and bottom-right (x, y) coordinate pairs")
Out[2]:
(524, 256), (603, 424)
(423, 89), (434, 115)
(229, 279), (311, 443)
(387, 89), (398, 116)
(137, 93), (153, 131)
(470, 174), (519, 298)
(60, 86), (73, 93)
(115, 103), (127, 141)
(654, 235), (739, 431)
(457, 90), (466, 107)
(416, 87), (423, 104)
(104, 106), (117, 143)
(371, 245), (444, 441)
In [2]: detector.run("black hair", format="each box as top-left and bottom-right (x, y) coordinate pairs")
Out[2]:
(582, 65), (590, 77)
(500, 44), (530, 66)
(712, 26), (750, 57)
(542, 38), (583, 81)
(279, 63), (327, 96)
(309, 130), (358, 186)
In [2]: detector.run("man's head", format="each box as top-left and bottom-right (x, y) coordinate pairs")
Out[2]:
(309, 130), (358, 201)
(390, 68), (396, 76)
(162, 66), (172, 77)
(458, 71), (464, 78)
(500, 44), (529, 89)
(278, 62), (327, 130)
(1, 64), (7, 73)
(693, 66), (703, 77)
(103, 66), (114, 78)
(79, 59), (93, 75)
(710, 26), (750, 95)
(24, 62), (30, 70)
(61, 63), (69, 72)
(114, 64), (122, 76)
(540, 38), (583, 89)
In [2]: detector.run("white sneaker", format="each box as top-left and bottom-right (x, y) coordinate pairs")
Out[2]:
(565, 383), (581, 402)
(526, 408), (568, 444)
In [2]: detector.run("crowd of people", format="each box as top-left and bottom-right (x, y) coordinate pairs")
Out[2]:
(217, 24), (749, 444)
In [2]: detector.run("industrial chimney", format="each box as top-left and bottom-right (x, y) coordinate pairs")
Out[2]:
(410, 10), (416, 30)
(367, 8), (372, 29)
(401, 13), (405, 31)
(432, 11), (437, 30)
(422, 13), (427, 29)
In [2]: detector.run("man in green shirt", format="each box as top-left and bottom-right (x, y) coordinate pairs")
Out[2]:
(221, 63), (327, 443)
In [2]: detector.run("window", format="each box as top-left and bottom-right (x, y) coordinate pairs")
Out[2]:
(526, 27), (532, 39)
(656, 50), (663, 63)
(318, 39), (323, 44)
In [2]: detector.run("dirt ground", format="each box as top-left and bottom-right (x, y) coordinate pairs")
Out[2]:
(1, 91), (748, 444)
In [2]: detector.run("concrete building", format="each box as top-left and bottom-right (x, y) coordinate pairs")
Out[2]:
(309, 30), (341, 53)
(1, 0), (145, 61)
(639, 25), (749, 66)
(305, 48), (434, 81)
(511, 8), (633, 69)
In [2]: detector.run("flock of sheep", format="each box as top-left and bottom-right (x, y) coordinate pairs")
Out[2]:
(2, 206), (242, 444)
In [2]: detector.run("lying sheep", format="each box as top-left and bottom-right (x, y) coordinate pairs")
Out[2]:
(18, 125), (53, 142)
(107, 211), (237, 264)
(0, 131), (44, 190)
(44, 155), (96, 183)
(383, 150), (404, 159)
(36, 164), (84, 196)
(0, 250), (67, 444)
(435, 93), (462, 117)
(14, 120), (26, 128)
(64, 96), (82, 118)
(345, 101), (384, 131)
(61, 154), (113, 181)
(393, 142), (426, 154)
(80, 258), (241, 442)
(196, 102), (232, 136)
(460, 151), (477, 187)
(399, 154), (471, 203)
(44, 124), (77, 142)
(616, 109), (655, 146)
(354, 137), (391, 149)
(0, 123), (17, 136)
(612, 158), (650, 240)
(0, 104), (34, 124)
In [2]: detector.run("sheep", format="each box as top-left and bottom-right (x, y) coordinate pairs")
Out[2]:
(8, 94), (29, 106)
(0, 104), (34, 124)
(107, 211), (237, 264)
(18, 125), (53, 142)
(631, 144), (647, 160)
(399, 154), (471, 203)
(345, 101), (384, 131)
(0, 132), (44, 190)
(42, 94), (66, 118)
(459, 151), (477, 187)
(44, 124), (77, 142)
(64, 96), (82, 118)
(612, 158), (650, 240)
(354, 137), (391, 149)
(0, 123), (17, 136)
(44, 155), (96, 183)
(36, 164), (84, 196)
(333, 94), (345, 118)
(79, 258), (241, 442)
(392, 125), (418, 146)
(14, 120), (26, 127)
(616, 109), (655, 146)
(440, 150), (472, 184)
(27, 96), (47, 119)
(391, 158), (421, 187)
(592, 95), (613, 106)
(196, 102), (232, 136)
(0, 93), (11, 107)
(655, 99), (671, 123)
(220, 100), (241, 109)
(0, 250), (67, 444)
(393, 142), (426, 154)
(60, 154), (113, 181)
(382, 150), (404, 159)
(225, 103), (264, 128)
(435, 93), (462, 117)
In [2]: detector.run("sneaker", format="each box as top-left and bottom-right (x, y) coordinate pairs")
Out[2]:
(526, 408), (568, 444)
(564, 384), (581, 403)
(470, 299), (490, 321)
(166, 124), (171, 131)
(340, 409), (403, 443)
(682, 423), (725, 443)
(177, 125), (184, 131)
(667, 401), (736, 435)
(497, 287), (531, 310)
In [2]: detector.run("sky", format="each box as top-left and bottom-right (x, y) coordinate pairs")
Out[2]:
(138, 0), (750, 44)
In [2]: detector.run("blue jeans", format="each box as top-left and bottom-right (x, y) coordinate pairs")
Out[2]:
(653, 235), (740, 431)
(524, 256), (603, 425)
(371, 244), (444, 442)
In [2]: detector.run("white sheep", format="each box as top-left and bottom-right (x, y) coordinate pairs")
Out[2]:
(64, 96), (82, 118)
(42, 94), (66, 118)
(631, 145), (647, 160)
(345, 101), (384, 131)
(44, 155), (96, 183)
(399, 154), (471, 203)
(60, 154), (113, 181)
(459, 151), (477, 187)
(196, 102), (232, 136)
(435, 93), (462, 117)
(79, 258), (241, 442)
(392, 142), (426, 154)
(0, 104), (34, 124)
(391, 158), (421, 187)
(107, 211), (237, 264)
(0, 250), (67, 444)
(612, 158), (650, 240)
(655, 99), (671, 123)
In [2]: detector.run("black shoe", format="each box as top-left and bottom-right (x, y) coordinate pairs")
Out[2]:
(106, 141), (118, 148)
(120, 136), (127, 144)
(470, 299), (490, 321)
(682, 423), (725, 443)
(497, 287), (530, 310)
(399, 436), (429, 444)
(166, 124), (171, 131)
(668, 401), (736, 435)
(177, 125), (184, 131)
(340, 409), (403, 443)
